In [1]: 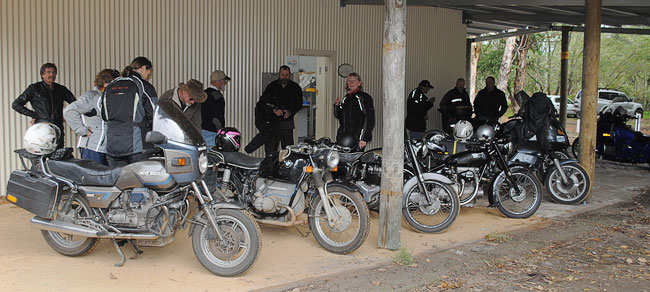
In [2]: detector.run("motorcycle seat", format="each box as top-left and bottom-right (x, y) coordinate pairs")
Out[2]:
(47, 158), (122, 186)
(340, 152), (363, 163)
(634, 132), (650, 143)
(221, 152), (263, 170)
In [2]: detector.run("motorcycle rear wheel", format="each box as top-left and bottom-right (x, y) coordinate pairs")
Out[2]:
(308, 186), (370, 254)
(402, 179), (459, 233)
(491, 167), (542, 219)
(41, 193), (98, 257)
(544, 162), (591, 204)
(192, 209), (261, 277)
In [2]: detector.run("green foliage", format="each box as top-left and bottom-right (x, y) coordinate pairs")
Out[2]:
(475, 31), (650, 109)
(393, 247), (415, 266)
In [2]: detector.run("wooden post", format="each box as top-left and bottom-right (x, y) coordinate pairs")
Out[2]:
(378, 0), (405, 250)
(559, 27), (570, 128)
(578, 0), (601, 182)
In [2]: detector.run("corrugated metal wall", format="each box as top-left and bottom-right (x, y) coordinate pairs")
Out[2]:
(0, 0), (465, 195)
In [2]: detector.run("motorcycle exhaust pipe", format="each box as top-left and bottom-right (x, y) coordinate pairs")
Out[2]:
(256, 204), (305, 227)
(31, 217), (160, 240)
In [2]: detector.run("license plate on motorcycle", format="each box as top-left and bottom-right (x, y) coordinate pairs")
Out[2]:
(6, 170), (60, 219)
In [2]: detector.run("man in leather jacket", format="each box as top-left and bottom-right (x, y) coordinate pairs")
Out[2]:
(13, 63), (76, 149)
(439, 78), (472, 134)
(473, 76), (508, 126)
(405, 80), (435, 140)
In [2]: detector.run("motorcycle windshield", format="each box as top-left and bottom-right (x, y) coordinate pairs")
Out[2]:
(152, 99), (205, 146)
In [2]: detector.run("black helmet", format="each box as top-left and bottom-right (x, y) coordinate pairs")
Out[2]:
(215, 127), (241, 152)
(337, 132), (358, 148)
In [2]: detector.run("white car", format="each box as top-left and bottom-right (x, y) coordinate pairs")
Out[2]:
(548, 95), (578, 117)
(574, 89), (644, 117)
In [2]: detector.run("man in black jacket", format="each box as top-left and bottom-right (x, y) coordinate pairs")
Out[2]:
(201, 70), (230, 147)
(13, 63), (76, 149)
(405, 80), (435, 140)
(439, 78), (472, 134)
(473, 76), (508, 126)
(244, 65), (303, 155)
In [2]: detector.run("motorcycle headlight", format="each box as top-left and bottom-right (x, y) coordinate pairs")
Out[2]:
(198, 152), (208, 174)
(326, 150), (340, 170)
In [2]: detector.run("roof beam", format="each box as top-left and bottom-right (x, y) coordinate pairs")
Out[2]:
(469, 27), (551, 42)
(342, 0), (650, 7)
(552, 25), (650, 35)
(466, 12), (650, 26)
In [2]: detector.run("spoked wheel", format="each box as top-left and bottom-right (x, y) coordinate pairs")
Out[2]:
(572, 137), (580, 159)
(456, 177), (478, 205)
(491, 167), (542, 219)
(192, 209), (261, 277)
(308, 186), (370, 254)
(41, 193), (98, 257)
(544, 162), (591, 204)
(402, 179), (459, 233)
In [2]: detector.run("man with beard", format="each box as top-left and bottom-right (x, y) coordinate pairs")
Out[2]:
(13, 63), (76, 149)
(245, 65), (303, 155)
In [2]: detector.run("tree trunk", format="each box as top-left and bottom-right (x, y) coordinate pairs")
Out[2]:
(512, 35), (530, 114)
(469, 42), (482, 103)
(497, 36), (517, 93)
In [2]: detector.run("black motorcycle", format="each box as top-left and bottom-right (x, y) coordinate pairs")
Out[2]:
(208, 140), (370, 254)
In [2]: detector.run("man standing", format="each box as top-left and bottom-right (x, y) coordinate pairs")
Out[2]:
(13, 63), (76, 148)
(201, 70), (230, 147)
(159, 79), (208, 132)
(404, 80), (435, 140)
(439, 78), (472, 134)
(473, 76), (508, 126)
(245, 65), (303, 155)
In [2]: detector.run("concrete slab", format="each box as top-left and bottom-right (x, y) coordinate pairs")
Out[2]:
(0, 161), (647, 292)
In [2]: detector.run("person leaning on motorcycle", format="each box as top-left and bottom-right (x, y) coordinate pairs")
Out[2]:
(334, 72), (375, 151)
(405, 80), (435, 140)
(12, 63), (76, 149)
(439, 78), (472, 135)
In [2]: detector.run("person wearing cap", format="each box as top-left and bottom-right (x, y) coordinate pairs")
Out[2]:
(405, 80), (436, 140)
(439, 78), (473, 135)
(159, 79), (208, 132)
(473, 76), (508, 126)
(201, 70), (230, 147)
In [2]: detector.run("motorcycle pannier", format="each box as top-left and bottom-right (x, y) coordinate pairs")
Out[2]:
(6, 170), (60, 219)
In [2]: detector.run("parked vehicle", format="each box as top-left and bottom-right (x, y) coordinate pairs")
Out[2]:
(574, 88), (644, 117)
(548, 95), (578, 118)
(5, 100), (261, 277)
(208, 137), (370, 254)
(573, 105), (650, 166)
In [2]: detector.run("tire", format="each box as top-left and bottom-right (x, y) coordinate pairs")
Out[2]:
(572, 137), (580, 159)
(402, 179), (459, 233)
(537, 151), (570, 181)
(308, 186), (370, 254)
(41, 193), (98, 257)
(490, 167), (542, 219)
(192, 209), (261, 277)
(544, 162), (591, 204)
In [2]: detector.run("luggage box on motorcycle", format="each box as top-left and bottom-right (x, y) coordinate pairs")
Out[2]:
(5, 170), (60, 219)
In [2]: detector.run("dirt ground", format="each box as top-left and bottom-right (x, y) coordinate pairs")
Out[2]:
(273, 190), (650, 292)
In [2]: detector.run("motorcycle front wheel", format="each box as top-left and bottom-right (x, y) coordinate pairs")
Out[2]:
(490, 167), (542, 219)
(402, 179), (459, 233)
(544, 162), (591, 204)
(41, 193), (98, 257)
(571, 137), (580, 159)
(308, 186), (370, 254)
(192, 209), (261, 277)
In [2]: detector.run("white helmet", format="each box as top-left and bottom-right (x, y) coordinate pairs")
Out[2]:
(476, 125), (495, 141)
(24, 123), (61, 155)
(453, 120), (473, 141)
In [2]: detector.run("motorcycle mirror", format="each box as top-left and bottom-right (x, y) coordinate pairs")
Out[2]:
(145, 131), (167, 144)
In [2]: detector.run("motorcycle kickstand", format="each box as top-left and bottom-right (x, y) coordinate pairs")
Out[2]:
(294, 226), (310, 237)
(111, 239), (127, 267)
(128, 240), (143, 260)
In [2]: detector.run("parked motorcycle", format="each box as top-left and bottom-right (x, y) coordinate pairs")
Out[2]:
(5, 100), (261, 277)
(572, 105), (650, 166)
(208, 138), (370, 254)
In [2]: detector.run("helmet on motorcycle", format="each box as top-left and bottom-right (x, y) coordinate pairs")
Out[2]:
(24, 122), (61, 155)
(337, 132), (358, 148)
(613, 106), (627, 116)
(424, 129), (447, 143)
(453, 120), (473, 141)
(214, 127), (241, 152)
(475, 125), (495, 141)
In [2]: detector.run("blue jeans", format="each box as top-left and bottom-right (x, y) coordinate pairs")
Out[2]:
(201, 130), (217, 147)
(80, 148), (107, 165)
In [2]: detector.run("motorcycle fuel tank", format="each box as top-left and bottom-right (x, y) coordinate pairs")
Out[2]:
(115, 161), (176, 191)
(446, 151), (488, 167)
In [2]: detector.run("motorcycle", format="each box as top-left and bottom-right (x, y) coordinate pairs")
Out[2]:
(572, 105), (650, 166)
(208, 139), (370, 254)
(328, 136), (459, 233)
(5, 99), (261, 277)
(415, 125), (543, 219)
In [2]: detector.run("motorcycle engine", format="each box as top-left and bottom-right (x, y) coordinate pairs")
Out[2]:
(252, 178), (305, 215)
(107, 188), (159, 228)
(352, 163), (382, 186)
